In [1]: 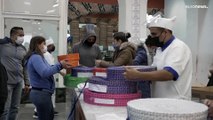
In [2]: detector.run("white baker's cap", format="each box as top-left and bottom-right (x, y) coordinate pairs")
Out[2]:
(46, 38), (54, 46)
(147, 16), (176, 31)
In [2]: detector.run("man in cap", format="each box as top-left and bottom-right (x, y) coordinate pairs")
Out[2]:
(124, 17), (193, 100)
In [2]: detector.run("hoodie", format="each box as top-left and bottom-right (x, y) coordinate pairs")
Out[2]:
(99, 42), (136, 67)
(72, 32), (101, 67)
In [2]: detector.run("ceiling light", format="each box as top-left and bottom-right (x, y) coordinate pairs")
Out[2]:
(53, 4), (59, 8)
(24, 1), (31, 5)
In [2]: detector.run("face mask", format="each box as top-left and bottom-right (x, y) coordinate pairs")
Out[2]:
(146, 35), (164, 47)
(84, 40), (95, 47)
(112, 44), (120, 51)
(43, 45), (47, 53)
(15, 36), (24, 45)
(152, 36), (164, 47)
(47, 45), (55, 53)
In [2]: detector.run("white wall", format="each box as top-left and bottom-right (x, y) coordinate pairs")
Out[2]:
(164, 0), (187, 41)
(118, 0), (147, 45)
(0, 1), (3, 38)
(195, 0), (213, 85)
(165, 0), (213, 86)
(0, 0), (68, 88)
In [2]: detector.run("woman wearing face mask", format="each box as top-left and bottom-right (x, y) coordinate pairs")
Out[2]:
(96, 32), (136, 67)
(24, 36), (72, 120)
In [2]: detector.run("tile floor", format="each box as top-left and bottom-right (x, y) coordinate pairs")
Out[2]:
(17, 103), (68, 120)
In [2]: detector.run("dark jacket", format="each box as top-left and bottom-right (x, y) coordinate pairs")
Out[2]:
(133, 44), (148, 65)
(100, 42), (136, 67)
(72, 32), (101, 67)
(0, 61), (8, 115)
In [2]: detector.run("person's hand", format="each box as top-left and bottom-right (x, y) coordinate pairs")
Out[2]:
(203, 99), (213, 117)
(209, 68), (213, 74)
(59, 71), (66, 77)
(203, 99), (211, 106)
(60, 60), (72, 69)
(123, 67), (140, 80)
(95, 60), (102, 67)
(24, 84), (30, 94)
(208, 71), (212, 78)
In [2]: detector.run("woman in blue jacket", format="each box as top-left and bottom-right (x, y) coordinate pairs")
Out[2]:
(24, 36), (71, 120)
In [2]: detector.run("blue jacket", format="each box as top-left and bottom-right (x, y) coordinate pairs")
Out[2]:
(133, 45), (148, 65)
(27, 54), (62, 93)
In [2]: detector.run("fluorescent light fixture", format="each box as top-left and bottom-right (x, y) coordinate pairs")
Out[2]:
(53, 4), (59, 8)
(46, 10), (55, 13)
(24, 1), (31, 5)
(22, 19), (30, 22)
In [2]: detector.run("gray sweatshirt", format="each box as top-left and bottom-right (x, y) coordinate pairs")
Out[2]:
(0, 37), (29, 85)
(72, 32), (102, 67)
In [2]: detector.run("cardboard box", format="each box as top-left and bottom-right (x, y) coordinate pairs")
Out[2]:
(192, 86), (213, 99)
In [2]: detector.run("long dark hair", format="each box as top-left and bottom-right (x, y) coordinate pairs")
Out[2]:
(113, 32), (131, 42)
(24, 36), (45, 60)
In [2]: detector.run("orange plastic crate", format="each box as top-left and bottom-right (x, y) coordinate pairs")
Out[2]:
(58, 53), (79, 61)
(57, 53), (79, 67)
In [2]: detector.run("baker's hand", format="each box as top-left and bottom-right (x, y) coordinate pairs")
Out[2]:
(60, 60), (72, 69)
(204, 99), (213, 117)
(123, 67), (140, 80)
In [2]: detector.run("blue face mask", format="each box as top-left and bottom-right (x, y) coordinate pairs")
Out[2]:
(112, 44), (119, 50)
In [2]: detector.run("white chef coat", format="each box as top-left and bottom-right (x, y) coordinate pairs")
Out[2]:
(44, 51), (55, 65)
(151, 36), (192, 100)
(43, 51), (57, 107)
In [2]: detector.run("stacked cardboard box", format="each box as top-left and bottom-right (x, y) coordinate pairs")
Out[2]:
(106, 25), (114, 46)
(98, 22), (107, 47)
(70, 20), (80, 45)
(79, 27), (86, 42)
(94, 27), (100, 45)
(69, 18), (118, 48)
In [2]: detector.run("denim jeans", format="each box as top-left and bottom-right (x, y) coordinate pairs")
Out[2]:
(30, 89), (54, 120)
(0, 81), (23, 120)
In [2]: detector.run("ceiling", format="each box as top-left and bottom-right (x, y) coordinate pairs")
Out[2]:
(68, 0), (164, 23)
(68, 0), (118, 22)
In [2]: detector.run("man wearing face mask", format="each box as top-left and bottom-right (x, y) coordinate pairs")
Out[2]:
(72, 30), (101, 67)
(0, 26), (30, 120)
(124, 17), (193, 100)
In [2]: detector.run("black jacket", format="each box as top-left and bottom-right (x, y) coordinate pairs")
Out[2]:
(0, 61), (8, 115)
